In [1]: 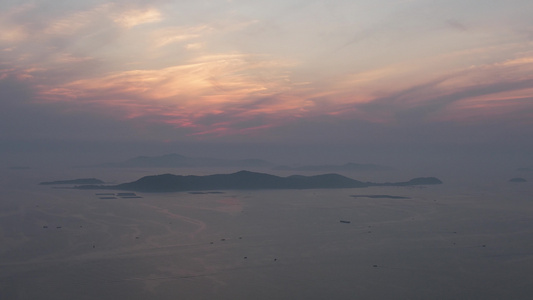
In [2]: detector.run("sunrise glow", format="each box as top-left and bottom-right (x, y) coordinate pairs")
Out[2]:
(1, 0), (532, 144)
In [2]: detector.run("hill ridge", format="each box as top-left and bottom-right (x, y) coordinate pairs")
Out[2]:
(75, 170), (442, 192)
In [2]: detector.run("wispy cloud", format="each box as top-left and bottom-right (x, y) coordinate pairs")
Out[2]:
(43, 4), (115, 36)
(33, 52), (303, 136)
(446, 19), (468, 32)
(151, 26), (211, 48)
(356, 54), (533, 124)
(113, 7), (162, 28)
(1, 0), (532, 145)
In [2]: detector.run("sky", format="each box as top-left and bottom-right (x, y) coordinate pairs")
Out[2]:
(1, 0), (532, 166)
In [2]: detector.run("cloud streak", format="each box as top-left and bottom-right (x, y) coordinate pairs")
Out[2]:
(1, 0), (532, 147)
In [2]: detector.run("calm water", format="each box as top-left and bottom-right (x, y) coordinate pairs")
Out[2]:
(1, 167), (532, 299)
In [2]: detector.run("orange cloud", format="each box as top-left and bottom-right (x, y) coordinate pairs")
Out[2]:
(434, 86), (533, 124)
(151, 26), (210, 48)
(34, 52), (312, 136)
(43, 4), (114, 36)
(113, 8), (162, 28)
(33, 47), (533, 138)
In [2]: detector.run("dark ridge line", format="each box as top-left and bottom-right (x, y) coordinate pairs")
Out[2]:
(75, 170), (442, 192)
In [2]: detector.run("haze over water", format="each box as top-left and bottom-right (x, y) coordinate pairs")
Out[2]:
(1, 164), (532, 299)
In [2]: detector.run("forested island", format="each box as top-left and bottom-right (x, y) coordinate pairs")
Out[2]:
(74, 170), (442, 192)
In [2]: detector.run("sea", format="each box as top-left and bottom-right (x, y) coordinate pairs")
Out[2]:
(1, 166), (532, 299)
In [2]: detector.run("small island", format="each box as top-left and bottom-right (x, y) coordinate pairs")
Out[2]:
(350, 195), (411, 199)
(509, 177), (527, 183)
(40, 178), (105, 185)
(74, 170), (442, 192)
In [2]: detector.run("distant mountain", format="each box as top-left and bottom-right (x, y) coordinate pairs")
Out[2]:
(94, 153), (274, 168)
(509, 177), (527, 183)
(273, 162), (391, 172)
(40, 178), (105, 185)
(75, 170), (442, 192)
(385, 177), (443, 186)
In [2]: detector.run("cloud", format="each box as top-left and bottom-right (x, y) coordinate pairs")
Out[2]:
(30, 52), (302, 136)
(355, 55), (533, 125)
(446, 19), (468, 31)
(185, 43), (204, 50)
(1, 0), (532, 150)
(16, 44), (533, 141)
(43, 4), (115, 36)
(113, 7), (162, 28)
(0, 73), (135, 141)
(151, 26), (211, 48)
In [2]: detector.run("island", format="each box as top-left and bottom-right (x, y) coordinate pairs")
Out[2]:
(74, 170), (442, 192)
(350, 195), (411, 199)
(509, 177), (527, 183)
(40, 178), (105, 185)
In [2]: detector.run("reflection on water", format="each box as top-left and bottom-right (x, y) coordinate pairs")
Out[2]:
(1, 168), (533, 299)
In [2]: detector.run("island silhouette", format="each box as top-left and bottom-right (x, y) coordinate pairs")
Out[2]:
(75, 170), (442, 192)
(40, 178), (105, 185)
